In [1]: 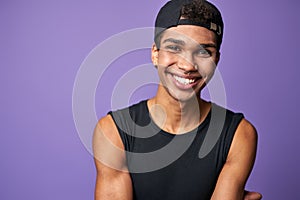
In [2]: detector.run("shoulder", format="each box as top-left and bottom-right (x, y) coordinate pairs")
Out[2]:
(239, 118), (257, 133)
(93, 114), (127, 170)
(97, 114), (115, 129)
(227, 118), (258, 164)
(235, 118), (258, 146)
(94, 114), (123, 150)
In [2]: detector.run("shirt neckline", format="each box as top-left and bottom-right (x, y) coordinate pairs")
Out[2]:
(143, 99), (212, 137)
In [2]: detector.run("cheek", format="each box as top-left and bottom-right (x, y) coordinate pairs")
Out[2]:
(197, 59), (216, 77)
(157, 52), (176, 66)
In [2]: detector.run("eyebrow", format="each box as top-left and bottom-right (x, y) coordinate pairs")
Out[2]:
(162, 38), (217, 49)
(162, 38), (185, 46)
(200, 44), (217, 49)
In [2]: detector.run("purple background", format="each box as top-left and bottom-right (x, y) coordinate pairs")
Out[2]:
(1, 0), (299, 199)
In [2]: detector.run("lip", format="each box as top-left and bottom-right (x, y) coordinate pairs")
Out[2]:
(170, 73), (202, 90)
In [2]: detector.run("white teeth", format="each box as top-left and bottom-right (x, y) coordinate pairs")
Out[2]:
(173, 75), (196, 85)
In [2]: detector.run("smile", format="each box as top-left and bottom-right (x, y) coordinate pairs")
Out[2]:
(173, 75), (197, 85)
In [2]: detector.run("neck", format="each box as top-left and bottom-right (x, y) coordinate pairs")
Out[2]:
(148, 85), (210, 134)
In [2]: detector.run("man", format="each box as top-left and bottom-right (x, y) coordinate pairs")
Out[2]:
(93, 0), (262, 199)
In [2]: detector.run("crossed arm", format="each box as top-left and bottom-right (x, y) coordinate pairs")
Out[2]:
(93, 115), (261, 200)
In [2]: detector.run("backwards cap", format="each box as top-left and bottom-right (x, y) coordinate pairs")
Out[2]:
(154, 0), (224, 49)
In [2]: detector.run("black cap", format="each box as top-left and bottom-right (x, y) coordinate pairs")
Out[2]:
(155, 0), (224, 49)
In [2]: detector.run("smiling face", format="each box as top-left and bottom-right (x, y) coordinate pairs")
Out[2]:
(152, 25), (220, 102)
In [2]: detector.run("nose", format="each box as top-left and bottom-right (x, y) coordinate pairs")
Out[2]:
(177, 53), (198, 73)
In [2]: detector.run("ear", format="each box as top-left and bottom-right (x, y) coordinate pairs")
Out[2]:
(151, 43), (159, 67)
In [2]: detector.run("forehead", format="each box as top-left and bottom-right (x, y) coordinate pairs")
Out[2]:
(160, 25), (217, 46)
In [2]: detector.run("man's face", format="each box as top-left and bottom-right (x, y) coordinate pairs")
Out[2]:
(152, 25), (220, 102)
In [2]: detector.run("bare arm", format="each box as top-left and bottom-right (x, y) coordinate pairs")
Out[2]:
(211, 119), (258, 200)
(93, 115), (133, 200)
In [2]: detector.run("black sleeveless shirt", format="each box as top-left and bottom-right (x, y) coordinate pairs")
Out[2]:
(109, 100), (244, 200)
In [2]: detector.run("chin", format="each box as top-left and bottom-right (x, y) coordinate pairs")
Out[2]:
(167, 88), (200, 103)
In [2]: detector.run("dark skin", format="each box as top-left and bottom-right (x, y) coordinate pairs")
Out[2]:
(93, 25), (262, 200)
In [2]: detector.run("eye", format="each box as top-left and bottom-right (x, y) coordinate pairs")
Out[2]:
(165, 45), (182, 53)
(195, 48), (211, 58)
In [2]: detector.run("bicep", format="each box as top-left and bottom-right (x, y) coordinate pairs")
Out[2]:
(93, 115), (133, 200)
(94, 159), (133, 200)
(211, 119), (258, 200)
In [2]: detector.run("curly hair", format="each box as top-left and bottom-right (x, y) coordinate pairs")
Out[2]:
(180, 0), (223, 50)
(181, 1), (215, 24)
